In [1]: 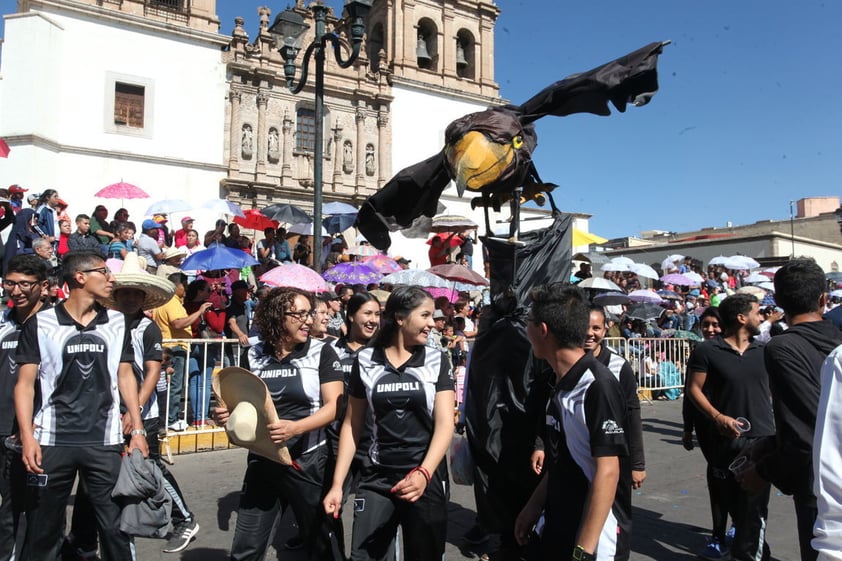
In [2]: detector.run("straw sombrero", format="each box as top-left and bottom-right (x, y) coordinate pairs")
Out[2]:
(103, 253), (175, 310)
(212, 367), (293, 466)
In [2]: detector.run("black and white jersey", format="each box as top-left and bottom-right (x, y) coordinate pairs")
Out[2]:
(127, 312), (164, 421)
(16, 302), (133, 447)
(595, 344), (646, 471)
(328, 337), (370, 454)
(350, 345), (454, 471)
(248, 338), (343, 458)
(545, 353), (631, 561)
(0, 307), (40, 435)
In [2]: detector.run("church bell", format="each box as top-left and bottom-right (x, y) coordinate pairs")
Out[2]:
(416, 34), (432, 66)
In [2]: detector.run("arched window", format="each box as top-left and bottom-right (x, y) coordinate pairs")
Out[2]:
(416, 18), (438, 71)
(455, 29), (475, 80)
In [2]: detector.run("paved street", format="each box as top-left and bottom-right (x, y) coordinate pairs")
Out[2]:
(133, 400), (800, 560)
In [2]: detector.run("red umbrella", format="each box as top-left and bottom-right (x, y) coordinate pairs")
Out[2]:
(425, 232), (462, 248)
(428, 263), (488, 286)
(95, 181), (149, 200)
(0, 139), (9, 158)
(234, 209), (279, 231)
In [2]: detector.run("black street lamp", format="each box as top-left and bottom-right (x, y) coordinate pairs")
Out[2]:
(270, 0), (372, 272)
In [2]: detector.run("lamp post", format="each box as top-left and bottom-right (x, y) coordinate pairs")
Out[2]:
(270, 0), (372, 273)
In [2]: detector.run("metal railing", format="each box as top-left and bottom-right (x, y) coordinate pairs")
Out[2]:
(159, 337), (244, 460)
(605, 337), (693, 402)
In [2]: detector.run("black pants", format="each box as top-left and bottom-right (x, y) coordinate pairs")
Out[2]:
(708, 435), (771, 561)
(793, 494), (818, 561)
(230, 448), (343, 561)
(696, 422), (733, 542)
(350, 463), (448, 561)
(0, 436), (25, 561)
(22, 445), (133, 561)
(70, 418), (194, 550)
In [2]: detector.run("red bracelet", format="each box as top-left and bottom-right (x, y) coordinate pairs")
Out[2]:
(410, 466), (431, 484)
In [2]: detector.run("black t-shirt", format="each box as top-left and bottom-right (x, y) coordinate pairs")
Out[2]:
(686, 335), (775, 437)
(248, 338), (343, 458)
(350, 345), (453, 470)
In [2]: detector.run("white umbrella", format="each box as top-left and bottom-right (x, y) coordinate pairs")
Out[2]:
(758, 281), (775, 292)
(684, 271), (705, 284)
(577, 277), (622, 291)
(628, 289), (664, 304)
(608, 256), (635, 266)
(202, 198), (245, 218)
(661, 257), (679, 272)
(381, 269), (451, 288)
(723, 255), (760, 270)
(666, 254), (686, 263)
(629, 263), (659, 279)
(745, 272), (768, 284)
(601, 262), (631, 272)
(144, 198), (192, 216)
(709, 255), (729, 266)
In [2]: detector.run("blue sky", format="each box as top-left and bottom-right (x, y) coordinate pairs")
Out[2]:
(215, 0), (842, 239)
(3, 1), (840, 239)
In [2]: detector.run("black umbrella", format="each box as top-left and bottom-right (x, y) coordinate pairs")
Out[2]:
(323, 214), (357, 234)
(260, 203), (311, 225)
(626, 302), (665, 321)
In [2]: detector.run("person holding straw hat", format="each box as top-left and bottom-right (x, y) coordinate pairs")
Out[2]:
(213, 286), (345, 561)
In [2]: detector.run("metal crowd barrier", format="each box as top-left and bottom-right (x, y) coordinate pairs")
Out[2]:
(604, 337), (693, 403)
(159, 337), (245, 461)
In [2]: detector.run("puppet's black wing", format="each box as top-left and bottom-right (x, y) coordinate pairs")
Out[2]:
(355, 152), (450, 250)
(515, 41), (668, 125)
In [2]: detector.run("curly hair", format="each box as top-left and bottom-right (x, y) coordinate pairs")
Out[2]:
(254, 286), (314, 345)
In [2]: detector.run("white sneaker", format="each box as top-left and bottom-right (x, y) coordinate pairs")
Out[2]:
(168, 420), (188, 432)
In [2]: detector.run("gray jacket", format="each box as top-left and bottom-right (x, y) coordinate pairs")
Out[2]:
(112, 449), (172, 538)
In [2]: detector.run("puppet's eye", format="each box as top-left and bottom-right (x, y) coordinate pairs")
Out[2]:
(512, 135), (524, 149)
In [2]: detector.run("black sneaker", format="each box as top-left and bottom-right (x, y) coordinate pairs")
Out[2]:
(463, 524), (489, 545)
(284, 535), (304, 550)
(163, 519), (199, 553)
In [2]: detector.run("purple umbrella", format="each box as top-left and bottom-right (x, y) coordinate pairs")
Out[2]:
(322, 262), (381, 285)
(628, 289), (663, 304)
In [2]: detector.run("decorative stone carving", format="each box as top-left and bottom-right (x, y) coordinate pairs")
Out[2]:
(268, 127), (280, 162)
(365, 144), (376, 176)
(241, 124), (254, 159)
(342, 140), (354, 174)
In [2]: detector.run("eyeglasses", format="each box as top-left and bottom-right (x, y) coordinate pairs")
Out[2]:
(2, 279), (39, 290)
(285, 309), (316, 322)
(80, 267), (113, 277)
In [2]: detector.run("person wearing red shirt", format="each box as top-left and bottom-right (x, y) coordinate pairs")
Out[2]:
(174, 217), (194, 248)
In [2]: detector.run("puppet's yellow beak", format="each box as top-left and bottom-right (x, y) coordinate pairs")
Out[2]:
(445, 131), (518, 196)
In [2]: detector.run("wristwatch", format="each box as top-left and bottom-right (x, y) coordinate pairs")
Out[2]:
(130, 429), (147, 437)
(573, 545), (596, 561)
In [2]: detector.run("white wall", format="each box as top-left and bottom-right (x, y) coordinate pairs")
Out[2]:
(0, 7), (228, 234)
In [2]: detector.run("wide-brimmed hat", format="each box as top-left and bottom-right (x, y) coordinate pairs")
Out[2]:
(104, 253), (175, 310)
(161, 246), (187, 261)
(211, 367), (293, 466)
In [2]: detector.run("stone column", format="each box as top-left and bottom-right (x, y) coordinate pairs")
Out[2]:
(256, 92), (268, 177)
(377, 106), (390, 188)
(442, 7), (455, 77)
(281, 109), (293, 185)
(228, 90), (242, 172)
(355, 106), (366, 194)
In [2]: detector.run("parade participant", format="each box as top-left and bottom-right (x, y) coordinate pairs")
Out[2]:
(68, 253), (199, 555)
(584, 306), (646, 489)
(686, 294), (775, 561)
(324, 286), (455, 561)
(514, 285), (630, 561)
(681, 307), (735, 557)
(309, 294), (335, 342)
(743, 259), (842, 561)
(14, 251), (148, 561)
(214, 287), (344, 561)
(0, 256), (48, 561)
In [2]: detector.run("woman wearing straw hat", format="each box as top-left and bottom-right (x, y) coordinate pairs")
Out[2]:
(323, 285), (455, 561)
(214, 286), (345, 561)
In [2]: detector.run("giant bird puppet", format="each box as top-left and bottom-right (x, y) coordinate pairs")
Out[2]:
(355, 41), (670, 558)
(356, 40), (670, 250)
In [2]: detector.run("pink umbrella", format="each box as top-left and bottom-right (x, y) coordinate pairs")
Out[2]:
(659, 272), (698, 286)
(0, 139), (9, 158)
(260, 263), (329, 293)
(95, 181), (149, 200)
(363, 254), (402, 274)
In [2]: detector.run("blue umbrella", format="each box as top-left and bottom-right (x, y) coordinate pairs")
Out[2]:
(181, 244), (258, 271)
(322, 201), (357, 215)
(323, 214), (357, 234)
